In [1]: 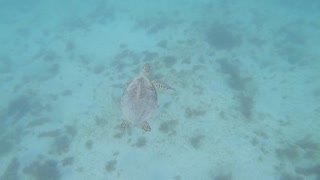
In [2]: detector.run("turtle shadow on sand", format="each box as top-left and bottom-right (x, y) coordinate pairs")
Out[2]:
(120, 63), (175, 132)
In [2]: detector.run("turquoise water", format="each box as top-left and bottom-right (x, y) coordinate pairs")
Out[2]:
(1, 0), (320, 179)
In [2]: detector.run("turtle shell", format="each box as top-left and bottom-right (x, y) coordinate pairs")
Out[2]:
(121, 75), (157, 126)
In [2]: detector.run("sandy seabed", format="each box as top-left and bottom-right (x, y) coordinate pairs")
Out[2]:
(0, 0), (320, 180)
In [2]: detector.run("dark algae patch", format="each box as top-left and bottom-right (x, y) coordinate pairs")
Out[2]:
(275, 145), (299, 161)
(50, 135), (71, 155)
(105, 159), (117, 172)
(135, 137), (147, 147)
(85, 140), (93, 150)
(206, 22), (242, 50)
(237, 93), (254, 120)
(62, 156), (74, 166)
(189, 134), (205, 149)
(213, 172), (232, 180)
(217, 58), (255, 120)
(295, 164), (320, 178)
(0, 158), (20, 180)
(0, 138), (14, 156)
(184, 107), (206, 118)
(23, 160), (60, 180)
(217, 58), (250, 92)
(159, 119), (178, 135)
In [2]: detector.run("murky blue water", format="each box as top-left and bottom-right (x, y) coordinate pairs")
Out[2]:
(1, 0), (320, 179)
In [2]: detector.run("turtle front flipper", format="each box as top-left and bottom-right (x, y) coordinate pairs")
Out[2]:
(151, 80), (175, 91)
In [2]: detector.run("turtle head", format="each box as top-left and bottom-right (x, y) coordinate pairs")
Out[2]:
(141, 63), (151, 76)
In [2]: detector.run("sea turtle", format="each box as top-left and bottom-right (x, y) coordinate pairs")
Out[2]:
(121, 63), (174, 132)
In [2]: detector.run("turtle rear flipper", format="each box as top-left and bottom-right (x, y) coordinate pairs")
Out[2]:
(151, 80), (175, 91)
(121, 120), (131, 129)
(141, 121), (151, 132)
